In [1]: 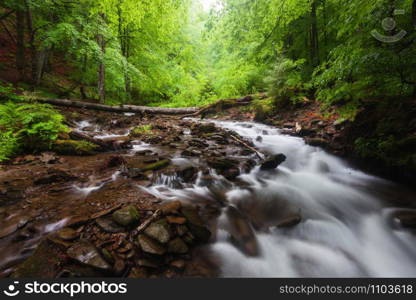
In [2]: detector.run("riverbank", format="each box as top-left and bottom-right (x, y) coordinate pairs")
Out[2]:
(204, 98), (416, 187)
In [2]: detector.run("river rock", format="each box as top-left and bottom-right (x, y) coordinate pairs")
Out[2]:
(191, 123), (217, 135)
(225, 205), (260, 257)
(168, 237), (189, 254)
(113, 259), (126, 276)
(181, 206), (211, 242)
(137, 234), (166, 255)
(188, 138), (209, 148)
(207, 157), (239, 171)
(260, 154), (286, 170)
(67, 241), (111, 271)
(161, 200), (182, 214)
(56, 228), (79, 241)
(176, 166), (198, 183)
(306, 137), (328, 148)
(144, 219), (172, 244)
(395, 211), (416, 228)
(170, 259), (186, 270)
(166, 216), (187, 224)
(276, 214), (302, 228)
(96, 216), (125, 233)
(112, 205), (141, 227)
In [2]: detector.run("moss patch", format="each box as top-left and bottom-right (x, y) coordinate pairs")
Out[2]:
(141, 159), (171, 172)
(53, 140), (98, 155)
(130, 125), (153, 137)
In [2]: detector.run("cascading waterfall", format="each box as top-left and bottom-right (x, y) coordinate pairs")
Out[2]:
(144, 120), (416, 278)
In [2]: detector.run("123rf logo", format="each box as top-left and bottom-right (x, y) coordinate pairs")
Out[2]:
(3, 281), (127, 297)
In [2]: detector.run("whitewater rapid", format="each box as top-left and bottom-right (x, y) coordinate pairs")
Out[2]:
(145, 120), (416, 277)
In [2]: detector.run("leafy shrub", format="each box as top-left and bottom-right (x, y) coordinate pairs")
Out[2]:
(265, 57), (307, 104)
(0, 81), (22, 103)
(0, 132), (19, 162)
(0, 101), (69, 161)
(131, 125), (153, 136)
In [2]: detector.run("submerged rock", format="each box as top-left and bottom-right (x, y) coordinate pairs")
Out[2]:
(225, 205), (260, 257)
(67, 241), (111, 271)
(275, 214), (302, 228)
(260, 153), (286, 170)
(112, 205), (141, 227)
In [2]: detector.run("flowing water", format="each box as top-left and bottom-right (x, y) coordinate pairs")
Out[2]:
(145, 120), (416, 278)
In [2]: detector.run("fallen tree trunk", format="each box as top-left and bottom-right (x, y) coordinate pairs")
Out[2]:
(180, 93), (267, 119)
(36, 98), (199, 115)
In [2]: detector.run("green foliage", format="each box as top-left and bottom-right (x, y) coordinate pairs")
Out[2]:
(52, 139), (98, 156)
(2, 0), (416, 109)
(131, 125), (153, 136)
(0, 101), (69, 161)
(265, 57), (307, 103)
(0, 132), (19, 162)
(0, 81), (23, 103)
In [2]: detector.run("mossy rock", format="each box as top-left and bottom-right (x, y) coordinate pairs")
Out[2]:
(112, 205), (141, 227)
(130, 125), (153, 137)
(141, 159), (171, 172)
(52, 140), (98, 155)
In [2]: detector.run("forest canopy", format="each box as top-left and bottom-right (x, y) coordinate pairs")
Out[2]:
(0, 0), (415, 112)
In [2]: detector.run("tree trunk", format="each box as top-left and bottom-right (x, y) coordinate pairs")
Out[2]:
(36, 98), (199, 115)
(35, 49), (49, 85)
(24, 0), (37, 86)
(79, 54), (88, 99)
(16, 9), (25, 81)
(310, 0), (319, 67)
(413, 0), (416, 28)
(97, 14), (106, 104)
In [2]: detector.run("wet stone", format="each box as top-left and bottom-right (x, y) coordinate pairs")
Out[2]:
(137, 234), (166, 255)
(260, 153), (286, 170)
(67, 241), (111, 271)
(161, 200), (182, 215)
(96, 216), (125, 233)
(144, 219), (172, 244)
(168, 238), (189, 254)
(276, 214), (302, 228)
(56, 228), (79, 241)
(112, 205), (141, 227)
(170, 259), (186, 270)
(166, 216), (187, 225)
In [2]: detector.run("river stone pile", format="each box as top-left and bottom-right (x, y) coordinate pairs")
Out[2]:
(12, 201), (211, 278)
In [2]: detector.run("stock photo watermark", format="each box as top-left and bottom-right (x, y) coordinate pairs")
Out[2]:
(2, 281), (127, 298)
(371, 9), (407, 43)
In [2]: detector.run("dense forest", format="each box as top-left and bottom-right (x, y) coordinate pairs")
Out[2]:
(0, 0), (415, 175)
